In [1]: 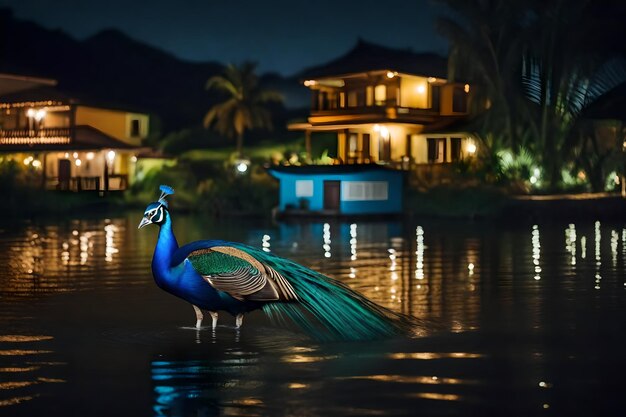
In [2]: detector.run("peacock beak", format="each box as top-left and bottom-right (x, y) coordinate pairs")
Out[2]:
(138, 216), (151, 229)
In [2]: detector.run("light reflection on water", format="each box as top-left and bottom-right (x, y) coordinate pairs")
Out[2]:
(1, 214), (626, 416)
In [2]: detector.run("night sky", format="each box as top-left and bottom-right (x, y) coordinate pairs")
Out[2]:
(1, 0), (449, 75)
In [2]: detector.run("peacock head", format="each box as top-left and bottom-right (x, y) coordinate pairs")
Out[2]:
(138, 185), (174, 229)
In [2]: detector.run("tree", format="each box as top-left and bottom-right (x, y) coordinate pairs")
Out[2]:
(204, 62), (282, 158)
(437, 0), (626, 190)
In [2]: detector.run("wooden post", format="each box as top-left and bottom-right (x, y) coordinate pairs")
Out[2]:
(41, 153), (47, 189)
(104, 153), (109, 193)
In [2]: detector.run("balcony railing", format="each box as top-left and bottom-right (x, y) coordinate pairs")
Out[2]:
(0, 128), (72, 145)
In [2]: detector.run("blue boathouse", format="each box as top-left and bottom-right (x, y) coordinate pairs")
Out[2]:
(267, 165), (404, 216)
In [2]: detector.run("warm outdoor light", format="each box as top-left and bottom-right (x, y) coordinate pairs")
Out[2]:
(303, 80), (317, 86)
(73, 152), (79, 159)
(464, 84), (470, 93)
(234, 158), (250, 174)
(374, 124), (380, 132)
(380, 126), (389, 139)
(467, 142), (477, 154)
(86, 152), (95, 160)
(417, 85), (425, 94)
(107, 150), (116, 164)
(26, 108), (35, 118)
(427, 77), (436, 83)
(23, 156), (33, 165)
(75, 159), (82, 167)
(35, 109), (46, 121)
(31, 159), (41, 168)
(386, 71), (396, 78)
(131, 155), (138, 162)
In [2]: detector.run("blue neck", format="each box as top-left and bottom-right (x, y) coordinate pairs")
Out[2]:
(151, 212), (179, 285)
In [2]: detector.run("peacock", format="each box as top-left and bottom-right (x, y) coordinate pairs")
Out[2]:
(139, 185), (415, 341)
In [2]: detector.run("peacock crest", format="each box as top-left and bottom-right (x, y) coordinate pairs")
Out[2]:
(158, 185), (175, 207)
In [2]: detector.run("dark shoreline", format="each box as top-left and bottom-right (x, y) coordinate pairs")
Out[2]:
(3, 189), (626, 222)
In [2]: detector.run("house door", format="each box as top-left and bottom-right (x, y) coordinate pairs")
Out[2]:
(58, 159), (71, 190)
(323, 181), (340, 211)
(379, 136), (391, 162)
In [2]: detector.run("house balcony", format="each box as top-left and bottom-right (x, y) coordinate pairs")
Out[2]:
(0, 128), (72, 145)
(308, 105), (465, 127)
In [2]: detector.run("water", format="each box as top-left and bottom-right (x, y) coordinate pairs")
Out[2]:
(1, 213), (625, 416)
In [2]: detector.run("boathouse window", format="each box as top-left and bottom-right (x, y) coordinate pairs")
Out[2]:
(342, 181), (388, 201)
(295, 180), (314, 197)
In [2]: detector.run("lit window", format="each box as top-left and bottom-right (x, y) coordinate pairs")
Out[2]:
(342, 181), (388, 201)
(374, 85), (386, 106)
(366, 86), (374, 106)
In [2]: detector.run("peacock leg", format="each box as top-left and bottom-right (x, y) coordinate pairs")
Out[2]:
(235, 313), (244, 329)
(209, 311), (218, 329)
(193, 305), (203, 329)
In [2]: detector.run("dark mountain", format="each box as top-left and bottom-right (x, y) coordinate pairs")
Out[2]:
(0, 9), (308, 133)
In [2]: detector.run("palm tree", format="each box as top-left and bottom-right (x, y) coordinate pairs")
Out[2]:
(204, 62), (283, 158)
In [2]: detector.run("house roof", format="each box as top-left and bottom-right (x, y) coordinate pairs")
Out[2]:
(0, 73), (57, 95)
(298, 39), (448, 80)
(0, 86), (150, 114)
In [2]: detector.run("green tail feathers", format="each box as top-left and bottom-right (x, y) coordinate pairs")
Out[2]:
(233, 244), (416, 341)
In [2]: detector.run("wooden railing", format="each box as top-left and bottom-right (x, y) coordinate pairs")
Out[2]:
(46, 175), (128, 192)
(0, 128), (71, 145)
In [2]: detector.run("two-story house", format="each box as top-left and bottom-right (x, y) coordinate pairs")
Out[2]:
(0, 73), (149, 192)
(269, 41), (477, 216)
